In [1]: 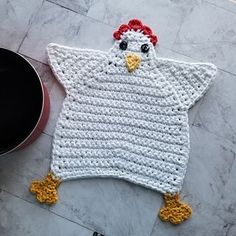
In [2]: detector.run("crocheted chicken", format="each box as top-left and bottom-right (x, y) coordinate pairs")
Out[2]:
(30, 19), (217, 224)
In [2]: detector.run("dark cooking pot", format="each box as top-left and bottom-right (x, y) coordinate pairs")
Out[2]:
(0, 48), (50, 156)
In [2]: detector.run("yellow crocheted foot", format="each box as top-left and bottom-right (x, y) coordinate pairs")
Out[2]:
(29, 172), (61, 204)
(159, 193), (192, 225)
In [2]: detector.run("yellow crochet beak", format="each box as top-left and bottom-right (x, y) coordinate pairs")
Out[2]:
(125, 53), (141, 72)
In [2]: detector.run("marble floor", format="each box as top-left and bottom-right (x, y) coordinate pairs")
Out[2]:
(1, 0), (236, 235)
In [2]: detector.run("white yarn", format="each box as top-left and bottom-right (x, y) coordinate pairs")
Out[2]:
(47, 31), (217, 193)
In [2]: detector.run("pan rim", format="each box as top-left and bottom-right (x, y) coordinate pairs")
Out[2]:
(0, 48), (46, 156)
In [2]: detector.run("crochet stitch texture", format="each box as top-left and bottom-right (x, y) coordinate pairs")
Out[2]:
(46, 44), (217, 195)
(45, 20), (217, 196)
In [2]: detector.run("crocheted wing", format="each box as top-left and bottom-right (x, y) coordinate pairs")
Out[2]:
(155, 58), (217, 109)
(47, 43), (108, 93)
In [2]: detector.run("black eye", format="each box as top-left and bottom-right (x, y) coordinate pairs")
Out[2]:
(141, 44), (150, 53)
(119, 41), (128, 50)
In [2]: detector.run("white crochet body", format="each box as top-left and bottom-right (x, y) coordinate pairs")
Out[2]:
(47, 31), (217, 193)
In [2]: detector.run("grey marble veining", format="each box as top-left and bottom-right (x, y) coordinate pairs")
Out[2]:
(0, 190), (93, 236)
(1, 0), (236, 235)
(19, 0), (200, 62)
(0, 0), (43, 51)
(0, 134), (52, 204)
(206, 0), (236, 13)
(19, 1), (114, 63)
(48, 0), (93, 15)
(86, 0), (197, 49)
(193, 70), (236, 143)
(49, 178), (161, 236)
(173, 0), (236, 74)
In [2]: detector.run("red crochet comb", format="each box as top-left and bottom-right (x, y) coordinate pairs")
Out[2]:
(113, 19), (158, 46)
